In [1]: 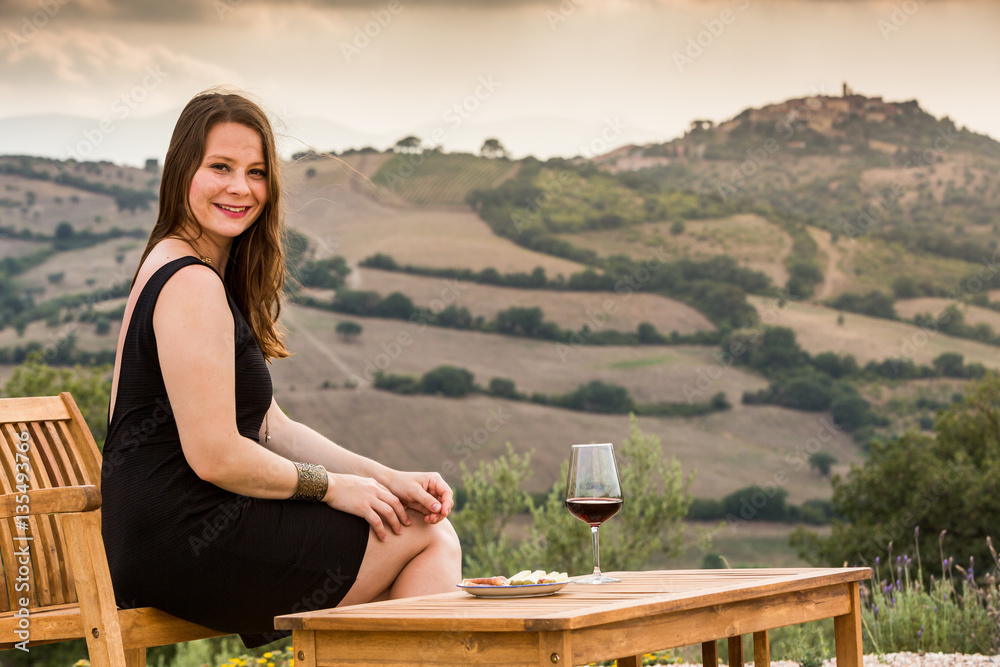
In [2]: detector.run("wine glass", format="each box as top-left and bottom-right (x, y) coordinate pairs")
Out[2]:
(565, 443), (623, 584)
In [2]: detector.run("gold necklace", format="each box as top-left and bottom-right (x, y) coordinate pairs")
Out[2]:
(173, 237), (212, 264)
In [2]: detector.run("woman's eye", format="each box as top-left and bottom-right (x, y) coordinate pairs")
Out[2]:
(250, 169), (267, 178)
(211, 163), (229, 171)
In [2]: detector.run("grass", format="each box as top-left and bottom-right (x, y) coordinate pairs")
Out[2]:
(556, 213), (792, 286)
(839, 237), (980, 296)
(659, 521), (824, 570)
(604, 355), (677, 370)
(862, 540), (1000, 655)
(281, 160), (586, 276)
(371, 152), (519, 206)
(895, 297), (1000, 331)
(349, 268), (715, 335)
(748, 295), (1000, 369)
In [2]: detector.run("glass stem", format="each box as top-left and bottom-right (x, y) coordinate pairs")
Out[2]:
(591, 525), (602, 577)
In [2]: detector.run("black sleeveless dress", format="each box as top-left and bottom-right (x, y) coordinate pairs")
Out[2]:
(101, 256), (369, 648)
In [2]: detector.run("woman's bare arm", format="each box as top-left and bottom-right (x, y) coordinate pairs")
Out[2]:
(156, 265), (299, 498)
(261, 399), (454, 523)
(155, 266), (409, 539)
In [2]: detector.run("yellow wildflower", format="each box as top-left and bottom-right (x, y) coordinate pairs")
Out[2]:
(263, 653), (272, 659)
(267, 663), (275, 667)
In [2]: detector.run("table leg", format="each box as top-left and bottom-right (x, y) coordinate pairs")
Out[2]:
(291, 631), (317, 667)
(727, 636), (744, 667)
(616, 655), (643, 667)
(834, 581), (864, 667)
(538, 631), (572, 667)
(702, 640), (719, 667)
(753, 631), (770, 667)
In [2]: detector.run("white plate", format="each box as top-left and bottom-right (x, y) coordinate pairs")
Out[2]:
(457, 581), (571, 598)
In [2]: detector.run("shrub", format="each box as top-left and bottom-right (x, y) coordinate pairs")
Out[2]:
(723, 485), (789, 522)
(421, 365), (476, 398)
(452, 417), (694, 576)
(792, 374), (1000, 579)
(335, 320), (362, 341)
(558, 380), (634, 414)
(373, 371), (421, 394)
(487, 377), (520, 399)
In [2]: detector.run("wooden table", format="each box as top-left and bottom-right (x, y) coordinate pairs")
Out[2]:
(275, 567), (870, 667)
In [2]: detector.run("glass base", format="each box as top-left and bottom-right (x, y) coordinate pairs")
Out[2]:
(573, 574), (620, 584)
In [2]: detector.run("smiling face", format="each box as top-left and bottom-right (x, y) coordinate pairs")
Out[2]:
(187, 121), (268, 250)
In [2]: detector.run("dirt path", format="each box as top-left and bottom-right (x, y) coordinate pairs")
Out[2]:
(282, 309), (366, 389)
(810, 227), (854, 301)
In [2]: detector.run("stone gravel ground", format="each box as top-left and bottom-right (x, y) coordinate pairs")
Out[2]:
(662, 654), (1000, 667)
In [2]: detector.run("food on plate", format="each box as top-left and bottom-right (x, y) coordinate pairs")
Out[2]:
(460, 576), (509, 586)
(460, 570), (569, 587)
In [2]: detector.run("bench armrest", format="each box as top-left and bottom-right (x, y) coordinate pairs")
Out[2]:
(0, 485), (101, 519)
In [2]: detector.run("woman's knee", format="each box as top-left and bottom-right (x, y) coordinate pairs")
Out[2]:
(430, 518), (461, 557)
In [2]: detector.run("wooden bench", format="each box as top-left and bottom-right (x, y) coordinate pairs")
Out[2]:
(0, 393), (226, 667)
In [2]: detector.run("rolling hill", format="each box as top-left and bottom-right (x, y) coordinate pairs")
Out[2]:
(3, 90), (999, 531)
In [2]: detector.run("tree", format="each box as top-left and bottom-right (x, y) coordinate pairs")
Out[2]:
(452, 417), (694, 576)
(488, 377), (519, 399)
(723, 485), (789, 522)
(637, 322), (662, 344)
(480, 138), (507, 159)
(55, 221), (74, 241)
(808, 452), (837, 477)
(421, 365), (476, 398)
(335, 320), (362, 341)
(394, 136), (423, 154)
(792, 374), (1000, 580)
(3, 353), (111, 449)
(559, 380), (634, 414)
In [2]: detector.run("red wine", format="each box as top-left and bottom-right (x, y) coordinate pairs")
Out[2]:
(566, 498), (622, 526)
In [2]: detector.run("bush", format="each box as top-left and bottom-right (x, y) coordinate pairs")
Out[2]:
(808, 452), (837, 476)
(372, 371), (421, 394)
(723, 485), (789, 522)
(687, 497), (725, 520)
(488, 377), (520, 399)
(452, 417), (694, 576)
(861, 541), (999, 655)
(421, 365), (476, 397)
(335, 320), (362, 341)
(792, 374), (1000, 579)
(558, 380), (634, 414)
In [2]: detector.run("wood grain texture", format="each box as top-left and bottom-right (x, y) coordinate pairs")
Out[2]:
(0, 486), (101, 519)
(0, 394), (223, 665)
(728, 636), (744, 667)
(834, 581), (863, 667)
(276, 569), (871, 633)
(753, 631), (769, 667)
(285, 570), (871, 667)
(0, 397), (71, 423)
(702, 640), (719, 667)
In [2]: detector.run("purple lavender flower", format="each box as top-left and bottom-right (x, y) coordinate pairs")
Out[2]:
(918, 625), (923, 639)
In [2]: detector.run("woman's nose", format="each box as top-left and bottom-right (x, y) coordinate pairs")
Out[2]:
(228, 171), (251, 196)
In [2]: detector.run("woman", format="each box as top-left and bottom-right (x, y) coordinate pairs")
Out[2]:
(101, 89), (461, 648)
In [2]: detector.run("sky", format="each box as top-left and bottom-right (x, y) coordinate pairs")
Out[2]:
(1, 0), (998, 164)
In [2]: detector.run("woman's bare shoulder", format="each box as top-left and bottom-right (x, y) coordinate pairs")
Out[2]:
(138, 241), (229, 319)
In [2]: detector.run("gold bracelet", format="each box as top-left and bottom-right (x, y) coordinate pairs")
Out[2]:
(289, 462), (329, 502)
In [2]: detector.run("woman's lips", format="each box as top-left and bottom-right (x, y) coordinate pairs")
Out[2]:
(214, 203), (251, 218)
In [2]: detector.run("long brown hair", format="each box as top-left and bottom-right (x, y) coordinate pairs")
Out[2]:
(135, 89), (289, 360)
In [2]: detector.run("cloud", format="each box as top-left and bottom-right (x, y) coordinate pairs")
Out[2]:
(0, 0), (669, 24)
(2, 28), (240, 116)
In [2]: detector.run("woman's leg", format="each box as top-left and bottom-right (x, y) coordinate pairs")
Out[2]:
(337, 509), (461, 606)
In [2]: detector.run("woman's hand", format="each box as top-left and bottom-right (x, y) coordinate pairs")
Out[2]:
(384, 471), (454, 524)
(323, 473), (409, 541)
